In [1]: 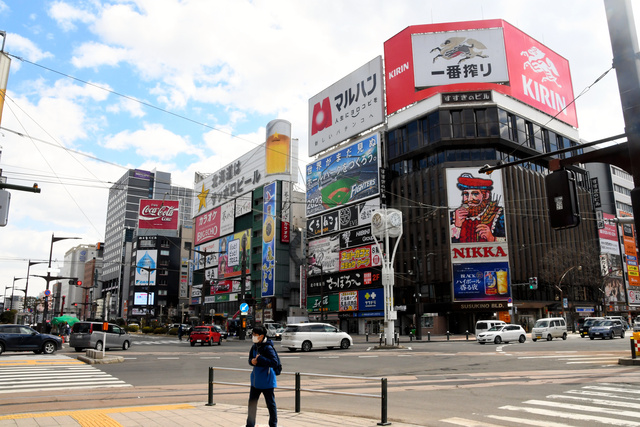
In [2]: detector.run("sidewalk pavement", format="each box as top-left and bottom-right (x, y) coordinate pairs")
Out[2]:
(0, 402), (426, 427)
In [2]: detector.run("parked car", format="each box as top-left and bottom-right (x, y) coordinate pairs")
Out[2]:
(633, 318), (640, 332)
(476, 324), (527, 344)
(475, 320), (507, 339)
(589, 319), (625, 339)
(281, 323), (352, 352)
(69, 322), (131, 352)
(190, 325), (222, 346)
(264, 322), (283, 340)
(605, 316), (630, 330)
(0, 324), (63, 355)
(531, 317), (567, 342)
(579, 317), (604, 338)
(212, 325), (228, 340)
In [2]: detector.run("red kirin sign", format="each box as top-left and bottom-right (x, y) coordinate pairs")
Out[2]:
(138, 200), (179, 230)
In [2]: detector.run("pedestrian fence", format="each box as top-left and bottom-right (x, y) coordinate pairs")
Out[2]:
(206, 366), (391, 426)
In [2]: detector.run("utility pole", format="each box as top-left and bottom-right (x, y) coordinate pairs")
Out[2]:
(605, 0), (640, 238)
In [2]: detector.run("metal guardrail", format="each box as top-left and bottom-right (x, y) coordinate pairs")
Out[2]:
(206, 366), (391, 426)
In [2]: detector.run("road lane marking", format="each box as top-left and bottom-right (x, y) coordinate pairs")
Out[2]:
(487, 415), (575, 426)
(157, 357), (179, 360)
(441, 417), (503, 426)
(500, 405), (640, 425)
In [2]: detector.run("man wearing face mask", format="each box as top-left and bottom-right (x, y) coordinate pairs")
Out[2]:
(246, 325), (279, 427)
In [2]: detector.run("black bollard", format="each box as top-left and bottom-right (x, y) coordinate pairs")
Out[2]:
(427, 331), (431, 341)
(366, 332), (369, 342)
(446, 331), (450, 341)
(466, 330), (469, 340)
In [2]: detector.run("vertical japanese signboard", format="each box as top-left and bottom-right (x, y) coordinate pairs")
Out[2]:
(262, 182), (277, 297)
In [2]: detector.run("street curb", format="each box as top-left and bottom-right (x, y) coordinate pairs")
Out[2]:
(77, 355), (124, 365)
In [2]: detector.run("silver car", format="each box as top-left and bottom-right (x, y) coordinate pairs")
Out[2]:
(69, 322), (131, 352)
(280, 323), (352, 352)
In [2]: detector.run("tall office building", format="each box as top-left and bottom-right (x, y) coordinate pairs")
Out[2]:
(101, 169), (193, 320)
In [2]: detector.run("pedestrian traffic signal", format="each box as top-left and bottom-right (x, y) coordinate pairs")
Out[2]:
(76, 280), (82, 286)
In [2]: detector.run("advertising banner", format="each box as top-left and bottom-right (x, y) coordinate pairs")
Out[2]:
(339, 291), (358, 312)
(599, 213), (620, 255)
(193, 134), (297, 216)
(383, 20), (577, 127)
(358, 288), (383, 311)
(306, 133), (380, 217)
(308, 56), (385, 156)
(623, 222), (640, 287)
(411, 28), (509, 88)
(135, 250), (157, 287)
(235, 193), (252, 217)
(307, 294), (339, 313)
(138, 200), (179, 230)
(307, 268), (382, 296)
(452, 261), (510, 301)
(338, 226), (377, 250)
(308, 236), (340, 275)
(194, 206), (220, 246)
(339, 245), (382, 272)
(266, 119), (292, 175)
(307, 198), (380, 238)
(210, 279), (250, 295)
(218, 230), (251, 279)
(134, 292), (154, 306)
(262, 182), (277, 297)
(220, 201), (235, 236)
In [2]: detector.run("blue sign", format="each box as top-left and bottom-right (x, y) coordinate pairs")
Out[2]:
(452, 261), (510, 302)
(358, 288), (383, 311)
(240, 303), (249, 313)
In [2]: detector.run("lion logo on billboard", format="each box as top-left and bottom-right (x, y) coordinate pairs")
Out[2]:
(521, 46), (561, 88)
(430, 37), (489, 64)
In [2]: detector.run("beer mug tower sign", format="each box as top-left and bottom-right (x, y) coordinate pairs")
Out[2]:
(265, 119), (291, 175)
(371, 208), (403, 346)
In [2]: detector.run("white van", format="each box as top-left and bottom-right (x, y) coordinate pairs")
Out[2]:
(475, 320), (506, 339)
(531, 317), (567, 341)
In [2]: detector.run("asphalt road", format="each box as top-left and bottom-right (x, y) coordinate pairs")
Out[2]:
(2, 333), (639, 426)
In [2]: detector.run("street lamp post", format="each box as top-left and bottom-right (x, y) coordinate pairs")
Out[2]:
(41, 234), (81, 327)
(9, 277), (26, 310)
(24, 260), (47, 315)
(371, 208), (404, 347)
(556, 265), (582, 320)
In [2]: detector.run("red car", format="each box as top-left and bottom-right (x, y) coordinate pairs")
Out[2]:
(190, 325), (222, 346)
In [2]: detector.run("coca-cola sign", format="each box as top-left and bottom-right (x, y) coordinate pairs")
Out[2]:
(138, 200), (180, 230)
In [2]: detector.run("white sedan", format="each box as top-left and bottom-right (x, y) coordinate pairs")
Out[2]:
(477, 324), (527, 344)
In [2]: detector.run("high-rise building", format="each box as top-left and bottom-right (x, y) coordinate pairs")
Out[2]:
(101, 169), (193, 320)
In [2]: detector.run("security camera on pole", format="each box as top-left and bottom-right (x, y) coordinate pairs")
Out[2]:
(370, 208), (403, 347)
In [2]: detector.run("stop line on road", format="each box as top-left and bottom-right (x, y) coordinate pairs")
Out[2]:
(0, 354), (131, 394)
(440, 382), (640, 426)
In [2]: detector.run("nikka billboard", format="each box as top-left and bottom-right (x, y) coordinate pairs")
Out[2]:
(446, 167), (511, 302)
(384, 20), (578, 128)
(138, 200), (179, 230)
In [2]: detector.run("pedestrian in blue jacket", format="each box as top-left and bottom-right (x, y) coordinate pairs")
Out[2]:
(246, 325), (278, 427)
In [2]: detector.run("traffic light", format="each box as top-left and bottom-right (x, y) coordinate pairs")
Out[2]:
(76, 280), (82, 286)
(529, 277), (538, 290)
(545, 170), (580, 229)
(68, 279), (77, 286)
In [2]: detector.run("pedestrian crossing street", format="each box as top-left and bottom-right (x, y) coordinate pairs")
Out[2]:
(440, 383), (640, 426)
(0, 354), (131, 394)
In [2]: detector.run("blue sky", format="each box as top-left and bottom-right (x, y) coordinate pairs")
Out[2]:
(0, 0), (636, 297)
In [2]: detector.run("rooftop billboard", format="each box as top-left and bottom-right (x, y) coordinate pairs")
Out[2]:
(384, 20), (578, 128)
(308, 56), (385, 156)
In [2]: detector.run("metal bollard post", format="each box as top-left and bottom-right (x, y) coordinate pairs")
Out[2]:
(206, 367), (216, 406)
(466, 330), (469, 340)
(395, 332), (399, 345)
(377, 378), (390, 426)
(295, 372), (301, 412)
(380, 333), (383, 346)
(427, 331), (431, 341)
(366, 332), (369, 342)
(446, 331), (450, 341)
(631, 337), (637, 360)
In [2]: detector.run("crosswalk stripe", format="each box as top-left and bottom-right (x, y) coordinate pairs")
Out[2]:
(547, 394), (640, 409)
(500, 404), (640, 426)
(486, 415), (575, 426)
(525, 399), (640, 420)
(583, 385), (640, 395)
(440, 416), (504, 426)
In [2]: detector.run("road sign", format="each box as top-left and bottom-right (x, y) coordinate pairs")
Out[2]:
(240, 302), (249, 313)
(44, 289), (51, 297)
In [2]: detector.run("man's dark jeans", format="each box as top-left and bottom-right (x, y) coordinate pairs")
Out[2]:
(246, 386), (277, 427)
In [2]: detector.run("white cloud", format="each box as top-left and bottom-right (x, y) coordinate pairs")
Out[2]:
(5, 33), (53, 63)
(48, 1), (95, 32)
(106, 97), (146, 118)
(102, 123), (202, 161)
